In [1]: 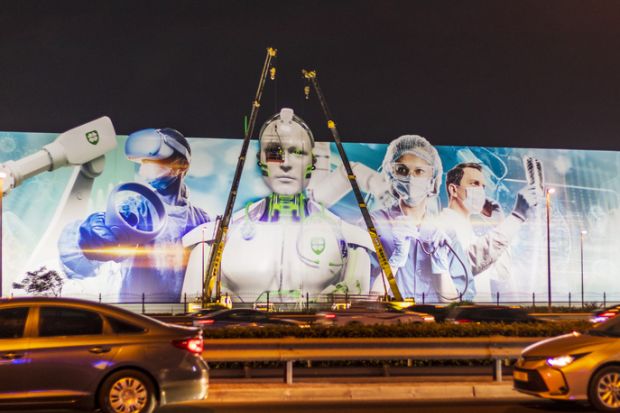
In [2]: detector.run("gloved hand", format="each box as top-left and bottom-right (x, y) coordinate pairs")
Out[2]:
(482, 198), (502, 218)
(419, 224), (450, 252)
(78, 212), (121, 260)
(512, 184), (541, 221)
(388, 219), (418, 269)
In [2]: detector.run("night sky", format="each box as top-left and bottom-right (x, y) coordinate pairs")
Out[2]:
(1, 0), (620, 150)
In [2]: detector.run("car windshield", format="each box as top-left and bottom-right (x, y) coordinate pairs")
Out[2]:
(589, 315), (620, 337)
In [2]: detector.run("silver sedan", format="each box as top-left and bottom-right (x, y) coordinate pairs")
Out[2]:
(0, 297), (208, 413)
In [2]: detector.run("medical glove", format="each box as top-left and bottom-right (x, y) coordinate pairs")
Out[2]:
(78, 212), (121, 260)
(388, 221), (418, 269)
(512, 184), (540, 221)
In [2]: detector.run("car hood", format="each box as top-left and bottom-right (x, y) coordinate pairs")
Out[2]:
(523, 332), (615, 357)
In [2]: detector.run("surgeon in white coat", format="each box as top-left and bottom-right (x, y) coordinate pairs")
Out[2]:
(181, 108), (374, 303)
(368, 135), (456, 302)
(439, 162), (540, 300)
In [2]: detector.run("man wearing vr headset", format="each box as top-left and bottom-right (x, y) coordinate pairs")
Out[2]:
(181, 108), (373, 303)
(368, 135), (463, 302)
(58, 128), (210, 302)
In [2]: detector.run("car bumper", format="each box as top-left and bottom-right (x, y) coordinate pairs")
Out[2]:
(160, 358), (209, 405)
(513, 359), (589, 401)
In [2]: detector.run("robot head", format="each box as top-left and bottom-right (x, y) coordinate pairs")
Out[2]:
(257, 108), (316, 195)
(125, 128), (192, 191)
(382, 135), (443, 207)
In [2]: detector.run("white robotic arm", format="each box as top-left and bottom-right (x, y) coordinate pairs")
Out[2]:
(306, 142), (394, 209)
(2, 117), (117, 295)
(0, 117), (116, 194)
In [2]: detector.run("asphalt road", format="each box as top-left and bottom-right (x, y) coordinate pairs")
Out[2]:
(159, 399), (598, 413)
(26, 399), (598, 413)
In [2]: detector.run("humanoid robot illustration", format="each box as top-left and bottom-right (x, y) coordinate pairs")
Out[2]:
(58, 128), (210, 302)
(182, 108), (375, 303)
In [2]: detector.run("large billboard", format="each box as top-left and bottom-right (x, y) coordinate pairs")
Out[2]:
(1, 127), (619, 304)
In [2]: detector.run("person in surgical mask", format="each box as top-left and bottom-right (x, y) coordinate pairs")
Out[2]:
(439, 162), (540, 300)
(367, 135), (454, 302)
(58, 128), (210, 302)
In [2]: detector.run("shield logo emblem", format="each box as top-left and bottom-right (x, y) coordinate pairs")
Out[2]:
(85, 130), (99, 145)
(311, 236), (326, 255)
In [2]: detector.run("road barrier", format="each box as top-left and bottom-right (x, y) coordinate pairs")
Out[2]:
(202, 336), (544, 384)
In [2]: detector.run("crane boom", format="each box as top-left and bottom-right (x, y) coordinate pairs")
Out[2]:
(302, 69), (404, 301)
(202, 47), (277, 303)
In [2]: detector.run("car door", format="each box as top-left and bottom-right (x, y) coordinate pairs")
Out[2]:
(0, 305), (32, 403)
(227, 310), (257, 327)
(24, 305), (119, 402)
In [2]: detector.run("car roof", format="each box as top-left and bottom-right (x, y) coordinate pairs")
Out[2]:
(449, 305), (523, 310)
(1, 296), (103, 305)
(0, 297), (170, 328)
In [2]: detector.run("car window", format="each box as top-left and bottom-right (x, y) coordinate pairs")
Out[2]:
(227, 311), (246, 320)
(453, 308), (475, 319)
(591, 315), (620, 337)
(0, 307), (29, 339)
(493, 309), (514, 320)
(107, 316), (146, 334)
(39, 307), (103, 337)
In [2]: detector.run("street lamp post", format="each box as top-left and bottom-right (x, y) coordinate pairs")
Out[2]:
(0, 172), (5, 298)
(580, 229), (587, 308)
(546, 188), (555, 311)
(201, 227), (206, 308)
(0, 172), (6, 298)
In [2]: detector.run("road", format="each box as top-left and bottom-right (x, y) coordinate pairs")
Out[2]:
(157, 399), (597, 413)
(31, 399), (599, 413)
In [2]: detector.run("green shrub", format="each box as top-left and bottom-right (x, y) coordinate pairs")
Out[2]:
(203, 320), (592, 339)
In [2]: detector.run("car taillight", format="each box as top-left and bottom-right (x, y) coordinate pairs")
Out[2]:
(323, 313), (336, 319)
(196, 319), (215, 325)
(601, 312), (616, 318)
(454, 318), (472, 324)
(173, 337), (204, 354)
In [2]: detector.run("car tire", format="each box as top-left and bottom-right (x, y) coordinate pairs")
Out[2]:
(98, 369), (157, 413)
(588, 365), (620, 412)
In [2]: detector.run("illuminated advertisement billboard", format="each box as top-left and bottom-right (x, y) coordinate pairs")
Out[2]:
(1, 123), (618, 304)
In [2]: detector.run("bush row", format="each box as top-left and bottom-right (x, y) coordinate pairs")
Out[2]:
(202, 320), (592, 339)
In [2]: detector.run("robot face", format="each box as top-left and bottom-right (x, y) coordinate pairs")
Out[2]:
(260, 134), (313, 195)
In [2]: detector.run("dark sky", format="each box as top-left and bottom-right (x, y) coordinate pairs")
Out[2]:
(1, 0), (620, 150)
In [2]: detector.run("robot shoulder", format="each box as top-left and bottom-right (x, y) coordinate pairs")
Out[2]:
(181, 198), (267, 248)
(307, 200), (375, 250)
(341, 220), (374, 250)
(182, 221), (218, 248)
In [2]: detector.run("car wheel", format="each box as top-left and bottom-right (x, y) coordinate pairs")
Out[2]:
(589, 366), (620, 411)
(98, 369), (157, 413)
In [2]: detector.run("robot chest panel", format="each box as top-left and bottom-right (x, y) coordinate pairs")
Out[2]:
(221, 221), (348, 293)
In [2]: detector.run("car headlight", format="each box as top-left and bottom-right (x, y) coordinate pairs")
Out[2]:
(546, 353), (590, 368)
(546, 355), (574, 368)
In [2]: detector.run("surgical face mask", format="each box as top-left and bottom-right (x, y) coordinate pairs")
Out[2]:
(392, 177), (431, 207)
(463, 186), (486, 214)
(139, 163), (177, 191)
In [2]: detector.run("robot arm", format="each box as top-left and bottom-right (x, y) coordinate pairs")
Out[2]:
(4, 117), (118, 285)
(0, 117), (116, 194)
(306, 142), (394, 209)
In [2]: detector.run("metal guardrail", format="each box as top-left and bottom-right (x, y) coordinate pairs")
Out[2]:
(202, 336), (543, 384)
